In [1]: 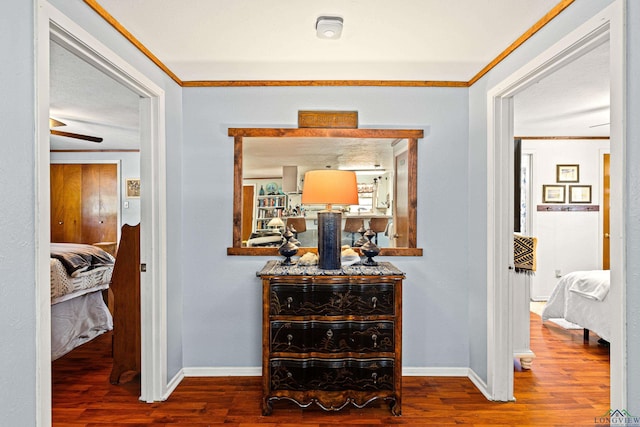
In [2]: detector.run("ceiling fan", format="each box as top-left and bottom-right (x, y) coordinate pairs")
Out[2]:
(49, 118), (103, 143)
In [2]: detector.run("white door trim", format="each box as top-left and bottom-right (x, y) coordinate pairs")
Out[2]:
(36, 2), (169, 424)
(486, 0), (625, 407)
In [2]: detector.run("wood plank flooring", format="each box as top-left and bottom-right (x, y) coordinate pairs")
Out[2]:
(52, 312), (610, 426)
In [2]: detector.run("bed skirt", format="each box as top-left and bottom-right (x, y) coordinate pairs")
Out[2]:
(51, 289), (113, 360)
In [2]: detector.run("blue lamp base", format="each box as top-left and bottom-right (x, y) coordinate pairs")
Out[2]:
(317, 211), (342, 270)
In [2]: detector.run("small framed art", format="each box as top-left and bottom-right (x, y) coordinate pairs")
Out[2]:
(126, 178), (140, 198)
(569, 185), (592, 203)
(543, 185), (565, 203)
(556, 164), (579, 183)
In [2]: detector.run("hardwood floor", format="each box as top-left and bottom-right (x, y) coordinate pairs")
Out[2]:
(52, 312), (610, 426)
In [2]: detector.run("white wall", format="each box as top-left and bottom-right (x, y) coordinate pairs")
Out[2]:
(524, 139), (610, 299)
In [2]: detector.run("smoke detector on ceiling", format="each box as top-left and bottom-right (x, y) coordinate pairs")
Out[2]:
(316, 16), (343, 40)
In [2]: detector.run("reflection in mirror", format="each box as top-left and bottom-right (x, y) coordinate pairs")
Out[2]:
(228, 128), (423, 256)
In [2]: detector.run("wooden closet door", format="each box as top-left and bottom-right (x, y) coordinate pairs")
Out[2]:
(50, 163), (117, 244)
(50, 164), (82, 243)
(82, 164), (118, 244)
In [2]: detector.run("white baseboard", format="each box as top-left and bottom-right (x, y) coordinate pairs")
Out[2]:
(182, 366), (262, 377)
(175, 366), (493, 403)
(467, 368), (493, 401)
(181, 366), (471, 378)
(163, 369), (185, 401)
(401, 367), (469, 376)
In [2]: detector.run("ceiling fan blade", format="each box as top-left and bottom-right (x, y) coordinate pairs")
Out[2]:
(50, 129), (103, 143)
(49, 118), (66, 128)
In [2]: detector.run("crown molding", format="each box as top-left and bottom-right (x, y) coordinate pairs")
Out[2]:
(85, 0), (574, 88)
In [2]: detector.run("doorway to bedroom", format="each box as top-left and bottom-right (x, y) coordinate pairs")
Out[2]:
(487, 1), (624, 407)
(511, 41), (611, 403)
(39, 7), (169, 420)
(514, 39), (611, 384)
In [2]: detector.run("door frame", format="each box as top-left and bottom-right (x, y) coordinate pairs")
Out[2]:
(486, 0), (625, 407)
(36, 2), (168, 423)
(601, 151), (611, 270)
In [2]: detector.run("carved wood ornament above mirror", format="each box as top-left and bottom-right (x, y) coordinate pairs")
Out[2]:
(227, 115), (423, 256)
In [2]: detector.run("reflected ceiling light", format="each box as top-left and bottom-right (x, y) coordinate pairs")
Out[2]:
(316, 16), (343, 40)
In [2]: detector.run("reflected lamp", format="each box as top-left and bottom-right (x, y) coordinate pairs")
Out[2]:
(302, 170), (358, 269)
(267, 217), (285, 231)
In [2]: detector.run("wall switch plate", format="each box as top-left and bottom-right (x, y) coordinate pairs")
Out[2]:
(124, 201), (129, 209)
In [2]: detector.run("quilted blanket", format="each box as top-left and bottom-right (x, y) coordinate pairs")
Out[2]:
(51, 243), (115, 277)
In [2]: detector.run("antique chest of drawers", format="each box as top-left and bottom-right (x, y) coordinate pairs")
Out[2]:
(257, 261), (404, 415)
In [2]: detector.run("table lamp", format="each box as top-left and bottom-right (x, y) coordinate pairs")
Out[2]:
(302, 170), (358, 269)
(267, 217), (285, 231)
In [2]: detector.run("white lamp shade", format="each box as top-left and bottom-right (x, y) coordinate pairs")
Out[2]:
(267, 217), (285, 227)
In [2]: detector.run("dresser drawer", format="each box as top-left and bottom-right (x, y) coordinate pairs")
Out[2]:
(270, 320), (394, 353)
(270, 357), (394, 392)
(269, 281), (395, 316)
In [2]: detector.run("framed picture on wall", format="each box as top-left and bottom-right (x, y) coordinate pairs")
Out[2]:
(569, 185), (592, 203)
(556, 164), (580, 183)
(126, 178), (140, 198)
(543, 185), (565, 203)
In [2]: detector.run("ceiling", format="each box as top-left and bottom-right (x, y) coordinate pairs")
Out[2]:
(50, 40), (140, 150)
(50, 0), (610, 161)
(96, 0), (559, 82)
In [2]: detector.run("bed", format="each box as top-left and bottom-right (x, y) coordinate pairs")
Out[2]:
(50, 243), (115, 360)
(541, 270), (611, 342)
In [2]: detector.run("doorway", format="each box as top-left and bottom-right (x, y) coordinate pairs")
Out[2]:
(486, 1), (625, 408)
(37, 4), (169, 421)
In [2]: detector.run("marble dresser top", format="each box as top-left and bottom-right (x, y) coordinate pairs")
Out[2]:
(257, 260), (404, 277)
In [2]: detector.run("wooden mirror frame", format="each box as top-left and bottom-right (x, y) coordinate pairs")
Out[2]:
(227, 127), (423, 256)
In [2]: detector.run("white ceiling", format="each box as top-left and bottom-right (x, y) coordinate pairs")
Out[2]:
(514, 41), (610, 137)
(49, 0), (610, 158)
(96, 0), (559, 82)
(50, 40), (140, 150)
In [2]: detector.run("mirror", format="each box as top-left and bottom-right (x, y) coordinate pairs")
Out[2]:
(227, 127), (423, 256)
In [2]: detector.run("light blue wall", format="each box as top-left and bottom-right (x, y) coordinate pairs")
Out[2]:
(0, 2), (37, 425)
(625, 0), (640, 415)
(181, 86), (470, 368)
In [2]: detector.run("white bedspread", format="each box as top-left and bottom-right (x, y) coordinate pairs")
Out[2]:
(567, 270), (610, 301)
(542, 270), (611, 342)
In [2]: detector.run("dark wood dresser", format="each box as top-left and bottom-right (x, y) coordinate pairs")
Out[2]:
(257, 260), (404, 415)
